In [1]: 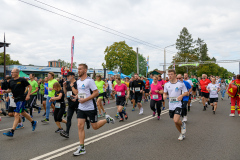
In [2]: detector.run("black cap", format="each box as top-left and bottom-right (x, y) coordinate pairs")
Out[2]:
(67, 72), (75, 76)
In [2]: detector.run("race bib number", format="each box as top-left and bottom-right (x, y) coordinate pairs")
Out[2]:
(67, 91), (72, 98)
(44, 94), (48, 98)
(212, 87), (217, 91)
(78, 93), (86, 99)
(117, 92), (122, 96)
(153, 95), (158, 99)
(170, 97), (179, 103)
(55, 103), (61, 108)
(135, 87), (140, 92)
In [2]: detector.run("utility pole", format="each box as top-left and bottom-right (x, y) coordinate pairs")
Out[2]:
(4, 33), (6, 78)
(239, 62), (240, 74)
(164, 48), (166, 80)
(137, 47), (139, 74)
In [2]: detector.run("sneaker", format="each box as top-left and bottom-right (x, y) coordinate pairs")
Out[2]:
(139, 108), (143, 115)
(73, 146), (86, 156)
(1, 108), (7, 116)
(63, 111), (67, 118)
(190, 103), (192, 107)
(229, 114), (235, 117)
(38, 107), (41, 114)
(221, 97), (223, 100)
(115, 114), (119, 119)
(153, 112), (156, 117)
(105, 115), (115, 124)
(60, 130), (69, 138)
(132, 108), (135, 111)
(162, 107), (165, 110)
(41, 118), (49, 123)
(3, 131), (14, 137)
(98, 114), (102, 118)
(178, 133), (184, 141)
(182, 116), (187, 122)
(103, 112), (106, 117)
(32, 121), (38, 131)
(124, 114), (128, 120)
(22, 116), (25, 122)
(157, 116), (160, 120)
(181, 122), (186, 134)
(31, 115), (33, 118)
(199, 99), (202, 103)
(55, 128), (63, 133)
(119, 118), (124, 122)
(16, 124), (24, 130)
(42, 112), (46, 116)
(213, 111), (215, 114)
(123, 107), (126, 112)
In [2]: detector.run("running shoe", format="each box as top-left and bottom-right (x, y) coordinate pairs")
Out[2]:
(123, 107), (126, 112)
(32, 121), (38, 131)
(132, 108), (135, 111)
(221, 97), (223, 100)
(1, 108), (7, 116)
(60, 130), (69, 138)
(153, 111), (156, 117)
(162, 107), (165, 110)
(213, 111), (215, 114)
(199, 99), (202, 103)
(41, 118), (49, 123)
(22, 116), (25, 122)
(115, 113), (119, 119)
(105, 115), (115, 124)
(63, 111), (67, 118)
(42, 112), (46, 116)
(178, 133), (184, 141)
(73, 146), (86, 156)
(38, 107), (41, 114)
(229, 114), (235, 117)
(139, 108), (143, 115)
(125, 114), (128, 120)
(157, 116), (160, 120)
(181, 122), (186, 134)
(119, 118), (124, 122)
(103, 112), (106, 117)
(55, 128), (63, 133)
(3, 131), (14, 137)
(98, 114), (102, 118)
(190, 103), (192, 107)
(16, 124), (24, 130)
(30, 115), (33, 118)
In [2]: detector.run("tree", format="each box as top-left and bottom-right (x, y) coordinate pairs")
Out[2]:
(138, 53), (148, 76)
(102, 41), (137, 75)
(176, 27), (194, 55)
(0, 52), (21, 65)
(57, 59), (77, 68)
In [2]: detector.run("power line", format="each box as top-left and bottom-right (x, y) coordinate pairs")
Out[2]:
(18, 0), (177, 54)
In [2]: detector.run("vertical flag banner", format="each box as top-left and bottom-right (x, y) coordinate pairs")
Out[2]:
(146, 55), (149, 77)
(71, 36), (74, 71)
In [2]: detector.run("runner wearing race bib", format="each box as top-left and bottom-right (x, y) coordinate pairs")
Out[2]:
(200, 74), (211, 111)
(95, 75), (107, 117)
(207, 77), (221, 114)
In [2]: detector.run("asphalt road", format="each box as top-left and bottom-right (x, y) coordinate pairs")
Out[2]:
(0, 95), (239, 160)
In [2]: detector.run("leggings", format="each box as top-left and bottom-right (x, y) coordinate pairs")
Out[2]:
(28, 95), (38, 116)
(150, 99), (162, 116)
(181, 101), (188, 117)
(66, 106), (77, 134)
(54, 103), (66, 122)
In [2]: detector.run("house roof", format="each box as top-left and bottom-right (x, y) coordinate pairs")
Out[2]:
(149, 69), (165, 75)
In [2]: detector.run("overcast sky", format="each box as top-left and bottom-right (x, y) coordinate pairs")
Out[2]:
(1, 0), (240, 74)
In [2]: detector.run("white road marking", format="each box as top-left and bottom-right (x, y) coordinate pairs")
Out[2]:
(0, 128), (12, 132)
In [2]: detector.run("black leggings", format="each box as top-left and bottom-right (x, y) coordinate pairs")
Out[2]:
(150, 99), (162, 116)
(54, 103), (66, 122)
(66, 106), (77, 134)
(182, 101), (188, 117)
(28, 95), (38, 116)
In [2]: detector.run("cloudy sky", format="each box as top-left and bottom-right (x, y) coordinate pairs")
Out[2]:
(1, 0), (240, 74)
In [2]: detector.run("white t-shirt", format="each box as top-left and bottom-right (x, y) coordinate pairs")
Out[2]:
(9, 92), (16, 107)
(186, 79), (193, 94)
(108, 81), (112, 90)
(164, 81), (188, 110)
(207, 83), (220, 98)
(77, 77), (98, 111)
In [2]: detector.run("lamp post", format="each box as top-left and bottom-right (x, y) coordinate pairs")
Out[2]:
(164, 44), (175, 79)
(0, 33), (11, 78)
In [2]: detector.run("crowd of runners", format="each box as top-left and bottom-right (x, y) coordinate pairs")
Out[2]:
(0, 63), (239, 156)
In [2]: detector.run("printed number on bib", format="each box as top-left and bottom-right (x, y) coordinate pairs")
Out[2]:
(117, 92), (122, 96)
(67, 91), (72, 98)
(153, 95), (158, 99)
(55, 103), (61, 108)
(212, 87), (217, 91)
(44, 94), (48, 98)
(78, 93), (86, 99)
(170, 97), (179, 103)
(135, 87), (140, 92)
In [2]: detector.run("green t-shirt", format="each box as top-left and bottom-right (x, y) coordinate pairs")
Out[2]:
(28, 80), (38, 95)
(48, 79), (58, 97)
(40, 83), (44, 95)
(113, 80), (125, 87)
(95, 80), (105, 93)
(190, 78), (198, 87)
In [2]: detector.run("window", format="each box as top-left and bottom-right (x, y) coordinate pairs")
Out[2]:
(50, 62), (52, 67)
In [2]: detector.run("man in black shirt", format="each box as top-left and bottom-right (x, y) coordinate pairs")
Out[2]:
(3, 68), (38, 137)
(129, 77), (136, 111)
(132, 73), (145, 115)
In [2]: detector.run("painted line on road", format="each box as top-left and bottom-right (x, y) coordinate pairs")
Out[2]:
(0, 128), (12, 132)
(30, 110), (169, 160)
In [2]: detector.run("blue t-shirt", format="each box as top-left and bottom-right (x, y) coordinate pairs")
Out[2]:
(183, 80), (191, 101)
(148, 78), (153, 85)
(44, 83), (48, 95)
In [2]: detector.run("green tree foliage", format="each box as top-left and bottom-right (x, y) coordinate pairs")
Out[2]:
(103, 41), (137, 75)
(57, 59), (77, 68)
(0, 52), (21, 65)
(138, 53), (148, 76)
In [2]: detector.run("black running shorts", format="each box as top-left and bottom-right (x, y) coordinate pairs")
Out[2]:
(77, 109), (98, 123)
(169, 107), (182, 119)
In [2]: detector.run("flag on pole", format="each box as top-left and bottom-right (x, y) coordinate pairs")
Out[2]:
(71, 36), (74, 72)
(146, 56), (149, 77)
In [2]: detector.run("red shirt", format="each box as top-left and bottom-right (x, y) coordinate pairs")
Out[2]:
(64, 69), (69, 75)
(145, 80), (150, 89)
(61, 68), (64, 75)
(200, 79), (211, 93)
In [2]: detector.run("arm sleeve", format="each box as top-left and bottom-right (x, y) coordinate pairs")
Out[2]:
(164, 84), (168, 93)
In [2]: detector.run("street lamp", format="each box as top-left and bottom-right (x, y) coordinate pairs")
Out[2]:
(164, 44), (175, 79)
(0, 33), (11, 78)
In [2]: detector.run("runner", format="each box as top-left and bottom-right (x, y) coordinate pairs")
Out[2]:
(3, 68), (37, 137)
(144, 77), (150, 102)
(73, 64), (114, 156)
(207, 77), (221, 114)
(199, 74), (211, 111)
(198, 77), (202, 103)
(149, 75), (163, 120)
(27, 73), (41, 117)
(125, 77), (130, 105)
(41, 72), (58, 123)
(229, 75), (240, 117)
(50, 82), (67, 133)
(95, 75), (106, 117)
(177, 74), (191, 122)
(184, 73), (193, 112)
(132, 73), (145, 114)
(158, 75), (165, 110)
(114, 77), (129, 122)
(163, 69), (188, 141)
(107, 77), (114, 100)
(42, 77), (48, 116)
(220, 79), (227, 100)
(129, 77), (136, 111)
(190, 75), (198, 99)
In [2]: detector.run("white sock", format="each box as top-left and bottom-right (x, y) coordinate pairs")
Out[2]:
(205, 102), (207, 105)
(18, 122), (22, 125)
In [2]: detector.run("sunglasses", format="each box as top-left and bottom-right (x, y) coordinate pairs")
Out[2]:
(177, 78), (182, 79)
